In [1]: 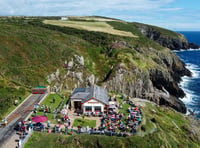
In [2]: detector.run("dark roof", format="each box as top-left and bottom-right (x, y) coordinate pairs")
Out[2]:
(71, 85), (109, 105)
(36, 86), (46, 88)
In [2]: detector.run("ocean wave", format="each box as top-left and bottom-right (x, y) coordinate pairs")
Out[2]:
(185, 63), (200, 78)
(179, 63), (200, 104)
(187, 48), (200, 51)
(181, 90), (195, 104)
(194, 110), (200, 114)
(174, 48), (200, 52)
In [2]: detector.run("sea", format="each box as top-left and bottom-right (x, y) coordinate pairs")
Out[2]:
(175, 31), (200, 119)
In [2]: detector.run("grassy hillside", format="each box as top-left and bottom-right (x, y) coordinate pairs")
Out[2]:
(25, 102), (200, 148)
(0, 16), (189, 118)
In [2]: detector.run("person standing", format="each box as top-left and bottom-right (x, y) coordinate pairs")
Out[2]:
(22, 125), (26, 136)
(68, 118), (71, 127)
(4, 118), (7, 126)
(86, 125), (89, 133)
(65, 125), (68, 135)
(71, 126), (74, 135)
(30, 122), (33, 130)
(47, 120), (51, 128)
(54, 125), (57, 133)
(58, 126), (62, 134)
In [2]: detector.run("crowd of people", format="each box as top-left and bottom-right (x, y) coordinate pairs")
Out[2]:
(33, 95), (142, 137)
(14, 94), (142, 139)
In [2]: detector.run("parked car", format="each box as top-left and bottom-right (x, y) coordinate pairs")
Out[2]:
(14, 123), (21, 131)
(33, 122), (44, 131)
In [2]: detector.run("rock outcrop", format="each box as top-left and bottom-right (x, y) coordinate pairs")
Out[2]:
(188, 43), (200, 49)
(137, 25), (199, 50)
(104, 61), (187, 113)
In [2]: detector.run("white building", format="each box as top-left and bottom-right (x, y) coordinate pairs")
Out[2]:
(70, 85), (109, 114)
(61, 17), (68, 21)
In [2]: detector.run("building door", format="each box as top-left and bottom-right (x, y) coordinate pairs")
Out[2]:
(74, 101), (81, 110)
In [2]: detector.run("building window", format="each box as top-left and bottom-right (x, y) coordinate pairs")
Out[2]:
(94, 106), (101, 112)
(85, 106), (92, 112)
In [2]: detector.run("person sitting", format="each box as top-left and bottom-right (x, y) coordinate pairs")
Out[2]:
(77, 125), (81, 134)
(48, 128), (52, 133)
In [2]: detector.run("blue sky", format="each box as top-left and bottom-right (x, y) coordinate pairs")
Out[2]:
(0, 0), (200, 31)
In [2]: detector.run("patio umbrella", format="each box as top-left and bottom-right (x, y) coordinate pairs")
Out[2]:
(32, 116), (48, 123)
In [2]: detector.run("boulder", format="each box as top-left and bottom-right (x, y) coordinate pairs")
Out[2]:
(75, 72), (83, 83)
(87, 74), (95, 86)
(47, 73), (56, 84)
(68, 61), (74, 69)
(55, 69), (60, 79)
(74, 55), (84, 66)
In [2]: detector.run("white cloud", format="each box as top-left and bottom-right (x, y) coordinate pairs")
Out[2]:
(158, 7), (183, 11)
(0, 0), (178, 16)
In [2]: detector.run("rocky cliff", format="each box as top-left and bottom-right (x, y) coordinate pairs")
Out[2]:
(136, 23), (199, 50)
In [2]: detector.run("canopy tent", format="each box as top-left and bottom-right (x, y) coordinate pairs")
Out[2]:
(32, 116), (48, 123)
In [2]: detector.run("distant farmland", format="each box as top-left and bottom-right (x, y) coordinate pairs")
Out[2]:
(43, 20), (137, 37)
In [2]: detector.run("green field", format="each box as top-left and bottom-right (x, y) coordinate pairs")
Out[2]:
(36, 94), (68, 124)
(73, 118), (96, 128)
(40, 94), (63, 109)
(43, 20), (136, 37)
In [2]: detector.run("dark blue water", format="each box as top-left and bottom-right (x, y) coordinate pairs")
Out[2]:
(175, 31), (200, 118)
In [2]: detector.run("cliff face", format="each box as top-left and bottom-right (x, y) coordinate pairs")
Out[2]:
(104, 49), (189, 113)
(136, 24), (199, 50)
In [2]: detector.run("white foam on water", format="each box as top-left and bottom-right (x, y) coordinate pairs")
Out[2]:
(179, 63), (200, 105)
(174, 48), (200, 52)
(174, 49), (200, 117)
(181, 90), (194, 104)
(186, 63), (200, 78)
(194, 110), (200, 114)
(188, 48), (200, 51)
